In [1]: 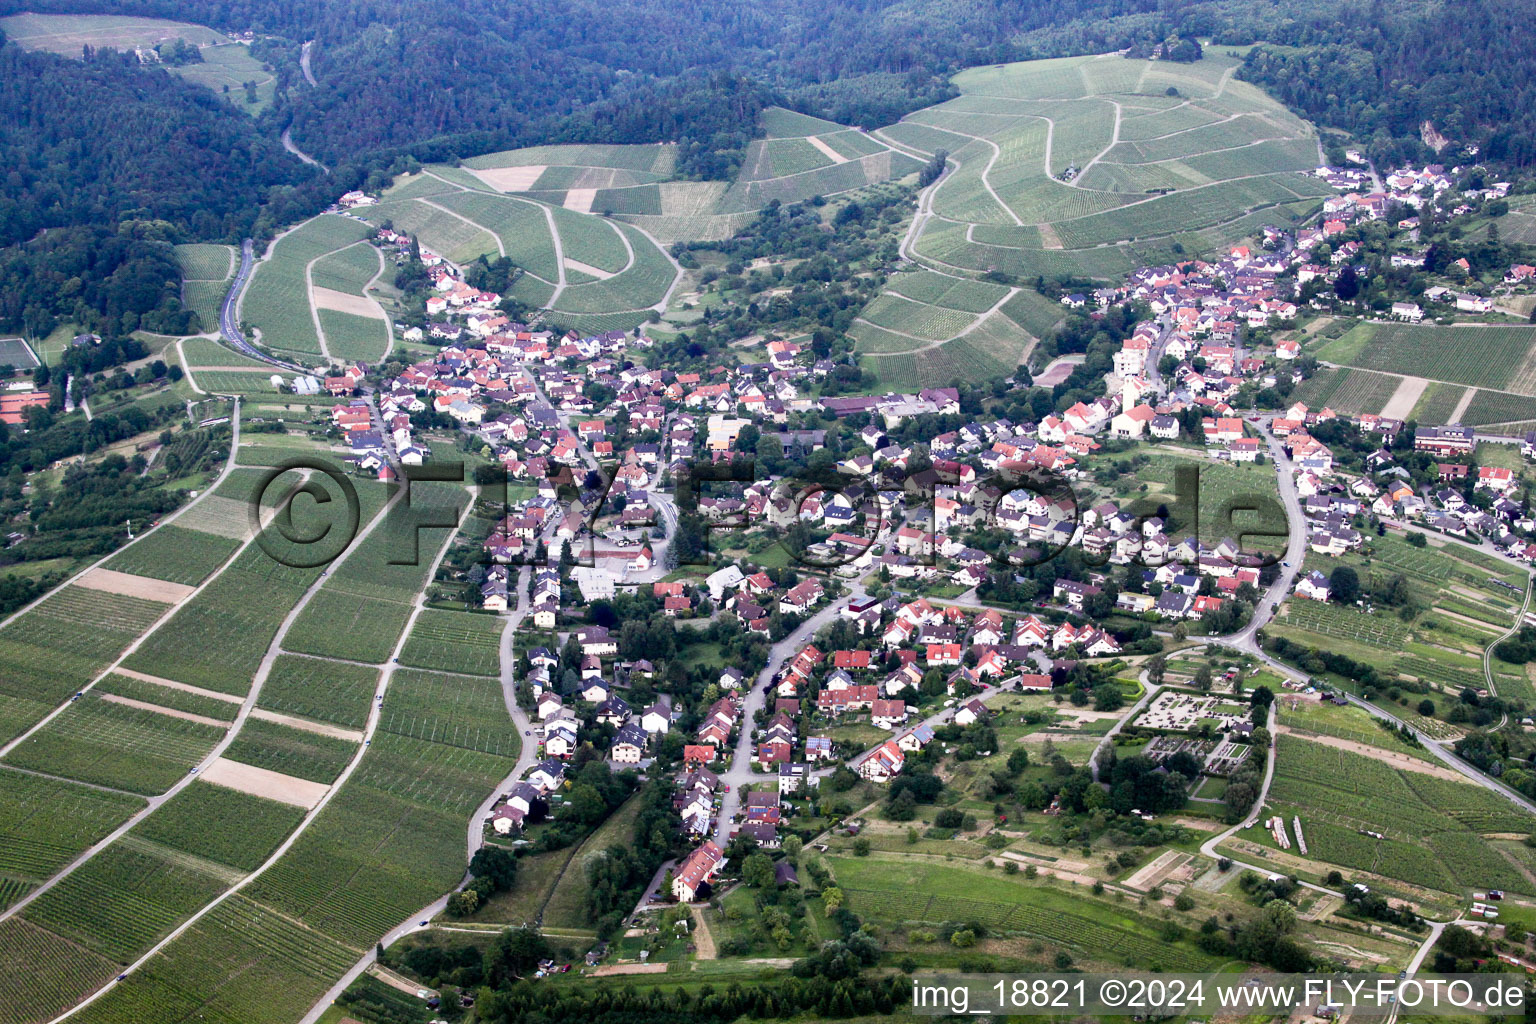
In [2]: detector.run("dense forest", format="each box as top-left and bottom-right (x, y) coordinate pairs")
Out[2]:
(0, 225), (199, 335)
(1238, 0), (1536, 167)
(0, 34), (314, 247)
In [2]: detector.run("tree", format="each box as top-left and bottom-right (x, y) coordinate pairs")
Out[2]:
(1335, 264), (1361, 300)
(743, 851), (774, 888)
(469, 846), (518, 892)
(1418, 698), (1436, 717)
(447, 889), (480, 916)
(485, 927), (552, 985)
(1329, 565), (1360, 604)
(1146, 653), (1167, 686)
(1194, 665), (1213, 692)
(783, 835), (803, 858)
(822, 886), (844, 914)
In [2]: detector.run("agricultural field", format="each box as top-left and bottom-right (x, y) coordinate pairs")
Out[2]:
(102, 524), (240, 586)
(1409, 381), (1469, 425)
(0, 585), (170, 744)
(21, 843), (228, 964)
(826, 854), (1220, 970)
(0, 12), (223, 52)
(1271, 531), (1525, 697)
(241, 215), (374, 361)
(3, 691), (226, 795)
(1276, 695), (1429, 758)
(255, 655), (379, 731)
(136, 782), (305, 871)
(1460, 388), (1536, 430)
(65, 893), (362, 1024)
(0, 769), (145, 885)
(358, 184), (678, 319)
(281, 480), (465, 664)
(122, 478), (390, 694)
(95, 674), (238, 723)
(245, 730), (516, 948)
(378, 669), (518, 757)
(1290, 366), (1405, 416)
(1316, 321), (1536, 395)
(221, 718), (357, 785)
(398, 609), (503, 676)
(1267, 734), (1534, 895)
(895, 52), (1329, 281)
(0, 917), (119, 1024)
(177, 337), (270, 369)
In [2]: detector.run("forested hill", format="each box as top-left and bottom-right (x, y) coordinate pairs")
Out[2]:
(0, 34), (318, 247)
(5, 0), (1536, 180)
(1239, 0), (1536, 168)
(0, 0), (1174, 174)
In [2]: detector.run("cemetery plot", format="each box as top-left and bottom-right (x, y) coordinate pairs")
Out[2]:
(1135, 690), (1251, 732)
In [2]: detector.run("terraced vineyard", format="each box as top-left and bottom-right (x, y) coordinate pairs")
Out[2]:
(1318, 321), (1536, 395)
(3, 693), (226, 795)
(895, 52), (1329, 283)
(240, 215), (374, 361)
(0, 586), (171, 744)
(829, 856), (1217, 970)
(1269, 735), (1535, 894)
(399, 609), (503, 676)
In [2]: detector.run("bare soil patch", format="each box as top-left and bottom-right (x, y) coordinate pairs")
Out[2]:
(804, 135), (849, 165)
(468, 164), (547, 192)
(113, 669), (243, 704)
(310, 286), (384, 319)
(564, 257), (614, 280)
(1123, 849), (1190, 891)
(590, 963), (668, 977)
(98, 693), (228, 728)
(563, 188), (597, 214)
(1273, 724), (1462, 781)
(200, 756), (330, 808)
(74, 567), (195, 604)
(1380, 375), (1429, 421)
(249, 708), (364, 743)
